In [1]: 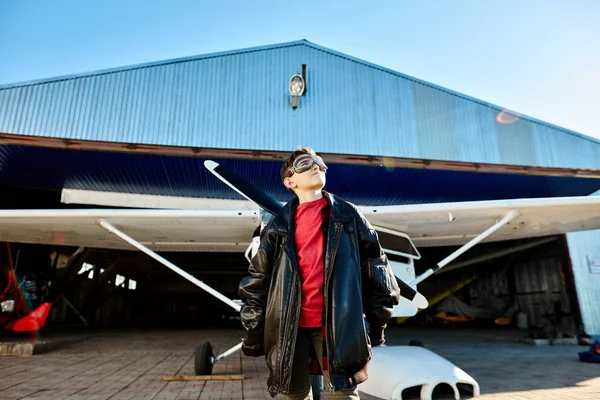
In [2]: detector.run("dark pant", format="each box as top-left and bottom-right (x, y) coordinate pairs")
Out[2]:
(285, 327), (359, 400)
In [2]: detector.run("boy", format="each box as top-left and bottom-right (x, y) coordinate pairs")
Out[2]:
(238, 148), (400, 399)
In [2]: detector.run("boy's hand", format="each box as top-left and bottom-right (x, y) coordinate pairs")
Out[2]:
(242, 331), (265, 357)
(369, 325), (386, 347)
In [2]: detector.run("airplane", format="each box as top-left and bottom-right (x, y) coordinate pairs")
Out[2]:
(0, 160), (598, 400)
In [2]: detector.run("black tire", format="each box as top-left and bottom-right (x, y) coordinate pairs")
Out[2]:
(408, 339), (425, 347)
(311, 375), (322, 400)
(194, 341), (214, 375)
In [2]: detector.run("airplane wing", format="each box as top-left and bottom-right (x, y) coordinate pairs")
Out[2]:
(0, 196), (597, 312)
(360, 196), (600, 248)
(0, 197), (598, 252)
(0, 209), (259, 252)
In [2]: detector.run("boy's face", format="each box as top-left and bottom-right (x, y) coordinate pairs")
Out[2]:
(284, 153), (327, 193)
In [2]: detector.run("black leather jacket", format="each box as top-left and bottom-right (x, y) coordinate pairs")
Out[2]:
(239, 191), (400, 397)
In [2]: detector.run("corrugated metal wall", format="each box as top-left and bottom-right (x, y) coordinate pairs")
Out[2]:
(513, 257), (573, 331)
(468, 252), (575, 333)
(566, 190), (600, 336)
(1, 41), (599, 170)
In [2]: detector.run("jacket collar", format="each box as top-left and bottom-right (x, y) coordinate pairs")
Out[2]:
(268, 191), (356, 237)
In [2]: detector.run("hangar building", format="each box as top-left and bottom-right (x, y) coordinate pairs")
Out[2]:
(1, 40), (599, 338)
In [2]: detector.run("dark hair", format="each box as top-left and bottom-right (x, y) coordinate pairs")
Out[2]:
(279, 147), (316, 181)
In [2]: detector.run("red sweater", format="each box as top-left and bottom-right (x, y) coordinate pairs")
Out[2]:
(294, 197), (329, 328)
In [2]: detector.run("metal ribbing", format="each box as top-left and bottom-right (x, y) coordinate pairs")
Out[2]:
(0, 41), (599, 170)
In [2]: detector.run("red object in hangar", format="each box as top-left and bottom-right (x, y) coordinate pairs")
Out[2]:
(1, 243), (52, 333)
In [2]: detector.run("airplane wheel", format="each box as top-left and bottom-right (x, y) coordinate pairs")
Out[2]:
(311, 375), (322, 400)
(195, 341), (214, 375)
(408, 339), (424, 347)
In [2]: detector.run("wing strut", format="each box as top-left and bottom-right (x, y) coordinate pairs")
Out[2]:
(97, 219), (242, 313)
(97, 218), (245, 361)
(410, 210), (520, 286)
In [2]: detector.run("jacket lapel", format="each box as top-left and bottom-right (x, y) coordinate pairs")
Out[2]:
(268, 198), (301, 273)
(266, 192), (357, 276)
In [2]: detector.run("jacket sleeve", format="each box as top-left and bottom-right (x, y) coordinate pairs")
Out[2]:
(238, 228), (276, 335)
(356, 210), (401, 330)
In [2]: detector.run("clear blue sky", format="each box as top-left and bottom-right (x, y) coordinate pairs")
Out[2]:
(1, 0), (599, 140)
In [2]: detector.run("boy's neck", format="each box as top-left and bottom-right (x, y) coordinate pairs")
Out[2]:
(296, 190), (323, 204)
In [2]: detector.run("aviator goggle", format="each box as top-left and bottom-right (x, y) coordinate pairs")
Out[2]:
(286, 154), (328, 177)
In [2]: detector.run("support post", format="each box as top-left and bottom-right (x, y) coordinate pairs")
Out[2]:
(216, 342), (244, 361)
(410, 210), (520, 286)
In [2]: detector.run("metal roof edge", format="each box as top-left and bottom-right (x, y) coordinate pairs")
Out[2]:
(0, 39), (311, 90)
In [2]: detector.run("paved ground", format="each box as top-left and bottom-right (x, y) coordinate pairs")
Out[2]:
(0, 326), (598, 399)
(386, 327), (600, 399)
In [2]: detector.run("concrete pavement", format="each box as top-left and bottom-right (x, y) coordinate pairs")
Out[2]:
(0, 327), (598, 399)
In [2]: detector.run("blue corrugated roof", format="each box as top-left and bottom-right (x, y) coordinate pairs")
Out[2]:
(1, 145), (599, 207)
(1, 40), (599, 171)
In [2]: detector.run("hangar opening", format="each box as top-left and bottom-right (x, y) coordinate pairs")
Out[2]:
(1, 243), (247, 332)
(392, 235), (582, 340)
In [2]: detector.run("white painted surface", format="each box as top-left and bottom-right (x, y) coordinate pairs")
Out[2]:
(360, 346), (480, 400)
(0, 209), (259, 252)
(61, 188), (255, 210)
(389, 259), (418, 317)
(390, 260), (416, 283)
(362, 196), (600, 247)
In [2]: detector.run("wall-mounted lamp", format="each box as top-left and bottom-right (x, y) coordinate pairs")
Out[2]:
(289, 64), (307, 110)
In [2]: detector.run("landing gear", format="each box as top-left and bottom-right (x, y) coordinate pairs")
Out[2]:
(194, 341), (215, 375)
